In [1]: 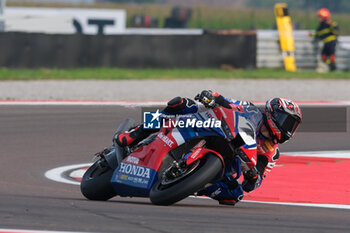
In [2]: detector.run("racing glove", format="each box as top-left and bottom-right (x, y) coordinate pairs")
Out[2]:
(195, 90), (216, 108)
(242, 168), (262, 192)
(195, 90), (232, 109)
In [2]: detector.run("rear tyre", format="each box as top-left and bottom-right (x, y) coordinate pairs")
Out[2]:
(80, 158), (116, 201)
(150, 154), (222, 206)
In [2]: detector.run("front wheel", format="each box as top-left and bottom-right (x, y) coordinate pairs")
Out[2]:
(150, 154), (223, 205)
(80, 158), (116, 201)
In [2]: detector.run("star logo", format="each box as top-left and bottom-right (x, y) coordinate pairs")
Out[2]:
(150, 109), (162, 122)
(143, 110), (162, 129)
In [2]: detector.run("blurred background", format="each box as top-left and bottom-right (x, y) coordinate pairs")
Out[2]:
(1, 0), (350, 73)
(4, 0), (350, 31)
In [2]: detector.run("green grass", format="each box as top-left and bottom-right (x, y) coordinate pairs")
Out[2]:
(1, 68), (350, 80)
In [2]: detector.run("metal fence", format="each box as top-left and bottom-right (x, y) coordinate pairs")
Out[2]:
(257, 30), (350, 71)
(0, 0), (5, 31)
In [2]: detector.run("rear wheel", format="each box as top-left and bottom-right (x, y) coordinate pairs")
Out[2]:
(80, 158), (116, 201)
(150, 154), (222, 205)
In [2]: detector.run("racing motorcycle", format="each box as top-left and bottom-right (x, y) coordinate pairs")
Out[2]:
(80, 106), (252, 205)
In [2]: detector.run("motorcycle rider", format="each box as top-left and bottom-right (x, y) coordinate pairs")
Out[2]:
(115, 90), (302, 206)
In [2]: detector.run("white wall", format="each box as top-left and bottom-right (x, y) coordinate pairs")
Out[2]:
(3, 7), (126, 34)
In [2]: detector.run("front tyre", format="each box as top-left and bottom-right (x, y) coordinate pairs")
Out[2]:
(150, 154), (222, 206)
(80, 158), (116, 201)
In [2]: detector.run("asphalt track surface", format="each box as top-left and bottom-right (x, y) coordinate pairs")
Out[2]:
(1, 105), (350, 233)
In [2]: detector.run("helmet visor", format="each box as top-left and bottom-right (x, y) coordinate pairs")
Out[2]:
(272, 111), (301, 138)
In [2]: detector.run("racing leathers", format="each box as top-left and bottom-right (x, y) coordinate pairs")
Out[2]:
(194, 91), (279, 205)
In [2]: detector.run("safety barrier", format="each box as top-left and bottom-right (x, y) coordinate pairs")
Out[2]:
(0, 32), (256, 69)
(1, 29), (349, 70)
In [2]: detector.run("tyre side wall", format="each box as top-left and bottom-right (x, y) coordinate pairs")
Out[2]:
(80, 162), (116, 201)
(150, 154), (223, 205)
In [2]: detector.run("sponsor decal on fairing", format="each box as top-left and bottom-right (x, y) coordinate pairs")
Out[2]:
(114, 163), (153, 188)
(157, 132), (174, 147)
(118, 162), (151, 179)
(126, 156), (140, 164)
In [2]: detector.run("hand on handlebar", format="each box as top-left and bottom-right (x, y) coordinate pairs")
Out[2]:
(195, 90), (216, 108)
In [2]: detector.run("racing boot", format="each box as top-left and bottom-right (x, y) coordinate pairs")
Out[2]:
(114, 124), (156, 147)
(218, 199), (239, 206)
(197, 180), (244, 206)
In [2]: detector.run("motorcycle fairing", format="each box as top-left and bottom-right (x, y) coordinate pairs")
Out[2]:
(111, 125), (183, 197)
(110, 112), (225, 197)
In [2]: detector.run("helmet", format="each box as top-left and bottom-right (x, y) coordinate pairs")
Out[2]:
(317, 8), (330, 20)
(265, 98), (302, 144)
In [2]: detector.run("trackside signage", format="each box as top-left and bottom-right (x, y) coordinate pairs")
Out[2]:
(4, 7), (126, 34)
